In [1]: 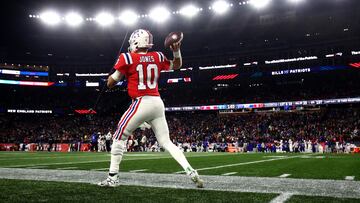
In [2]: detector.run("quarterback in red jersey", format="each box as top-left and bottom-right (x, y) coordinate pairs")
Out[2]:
(98, 29), (203, 188)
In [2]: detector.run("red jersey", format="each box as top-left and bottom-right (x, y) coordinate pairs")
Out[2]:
(114, 52), (171, 99)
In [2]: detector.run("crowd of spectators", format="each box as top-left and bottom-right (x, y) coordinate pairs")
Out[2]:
(1, 107), (359, 152)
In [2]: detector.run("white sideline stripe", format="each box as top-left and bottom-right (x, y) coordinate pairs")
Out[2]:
(269, 193), (294, 203)
(222, 172), (237, 176)
(91, 168), (109, 171)
(345, 176), (355, 181)
(25, 166), (48, 169)
(2, 153), (239, 168)
(130, 169), (148, 173)
(279, 174), (291, 178)
(1, 168), (360, 199)
(175, 156), (301, 174)
(56, 167), (78, 170)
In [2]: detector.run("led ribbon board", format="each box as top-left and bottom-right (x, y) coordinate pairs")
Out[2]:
(0, 79), (54, 86)
(165, 97), (360, 112)
(0, 69), (48, 76)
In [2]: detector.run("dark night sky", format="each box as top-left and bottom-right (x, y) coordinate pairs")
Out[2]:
(0, 0), (359, 64)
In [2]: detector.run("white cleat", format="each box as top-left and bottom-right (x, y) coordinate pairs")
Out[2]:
(97, 175), (120, 187)
(189, 170), (204, 188)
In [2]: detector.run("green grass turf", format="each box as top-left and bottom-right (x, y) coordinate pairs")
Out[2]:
(0, 179), (276, 203)
(0, 152), (359, 181)
(288, 195), (360, 203)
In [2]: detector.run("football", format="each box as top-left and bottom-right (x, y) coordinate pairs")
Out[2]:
(164, 31), (184, 48)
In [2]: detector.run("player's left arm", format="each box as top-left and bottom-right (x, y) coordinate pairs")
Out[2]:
(170, 42), (182, 70)
(107, 70), (124, 89)
(108, 53), (129, 89)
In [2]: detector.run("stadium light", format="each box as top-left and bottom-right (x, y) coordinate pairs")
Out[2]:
(179, 5), (200, 18)
(65, 12), (83, 27)
(149, 7), (170, 23)
(250, 0), (272, 9)
(288, 0), (304, 3)
(95, 12), (115, 26)
(40, 11), (61, 26)
(119, 10), (138, 26)
(211, 1), (230, 15)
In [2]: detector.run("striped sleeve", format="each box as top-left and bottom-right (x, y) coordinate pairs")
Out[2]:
(114, 53), (133, 74)
(156, 52), (171, 71)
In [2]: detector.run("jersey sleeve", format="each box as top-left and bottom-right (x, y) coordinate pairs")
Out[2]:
(114, 53), (132, 74)
(156, 52), (172, 71)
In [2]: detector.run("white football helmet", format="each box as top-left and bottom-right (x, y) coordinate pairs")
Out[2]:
(128, 29), (153, 52)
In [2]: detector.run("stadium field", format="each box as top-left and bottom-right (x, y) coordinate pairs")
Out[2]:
(0, 152), (359, 202)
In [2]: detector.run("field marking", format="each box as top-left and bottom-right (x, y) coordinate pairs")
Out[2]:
(264, 156), (287, 158)
(91, 168), (109, 171)
(129, 169), (148, 173)
(125, 154), (158, 157)
(0, 154), (162, 161)
(0, 152), (238, 161)
(25, 166), (48, 169)
(0, 153), (160, 161)
(221, 172), (237, 176)
(0, 153), (239, 168)
(175, 155), (302, 173)
(279, 174), (291, 178)
(0, 168), (360, 200)
(345, 176), (355, 181)
(269, 193), (294, 203)
(299, 155), (325, 159)
(56, 167), (78, 170)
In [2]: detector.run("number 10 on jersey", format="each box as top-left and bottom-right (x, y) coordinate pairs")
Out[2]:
(136, 64), (159, 90)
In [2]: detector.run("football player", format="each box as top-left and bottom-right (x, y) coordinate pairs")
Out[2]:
(98, 29), (203, 188)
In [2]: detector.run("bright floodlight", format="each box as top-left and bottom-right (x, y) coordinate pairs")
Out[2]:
(65, 12), (83, 27)
(149, 7), (170, 23)
(288, 0), (304, 3)
(119, 10), (138, 25)
(179, 5), (200, 18)
(250, 0), (272, 9)
(212, 1), (230, 15)
(95, 12), (115, 26)
(40, 11), (61, 25)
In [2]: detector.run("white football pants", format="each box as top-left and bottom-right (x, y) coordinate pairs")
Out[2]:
(109, 96), (194, 174)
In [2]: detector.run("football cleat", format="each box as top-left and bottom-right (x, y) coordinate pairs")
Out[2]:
(188, 169), (204, 188)
(97, 175), (120, 187)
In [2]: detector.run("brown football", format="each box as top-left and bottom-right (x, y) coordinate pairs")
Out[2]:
(164, 31), (184, 48)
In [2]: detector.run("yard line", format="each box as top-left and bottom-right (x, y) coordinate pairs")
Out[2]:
(56, 167), (78, 170)
(279, 174), (291, 178)
(130, 169), (148, 173)
(345, 176), (355, 181)
(221, 172), (237, 176)
(175, 156), (302, 173)
(269, 193), (294, 203)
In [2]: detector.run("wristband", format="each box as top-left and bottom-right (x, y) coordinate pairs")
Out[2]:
(173, 50), (181, 59)
(110, 70), (121, 82)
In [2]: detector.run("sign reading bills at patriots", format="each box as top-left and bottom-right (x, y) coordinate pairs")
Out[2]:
(165, 97), (360, 112)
